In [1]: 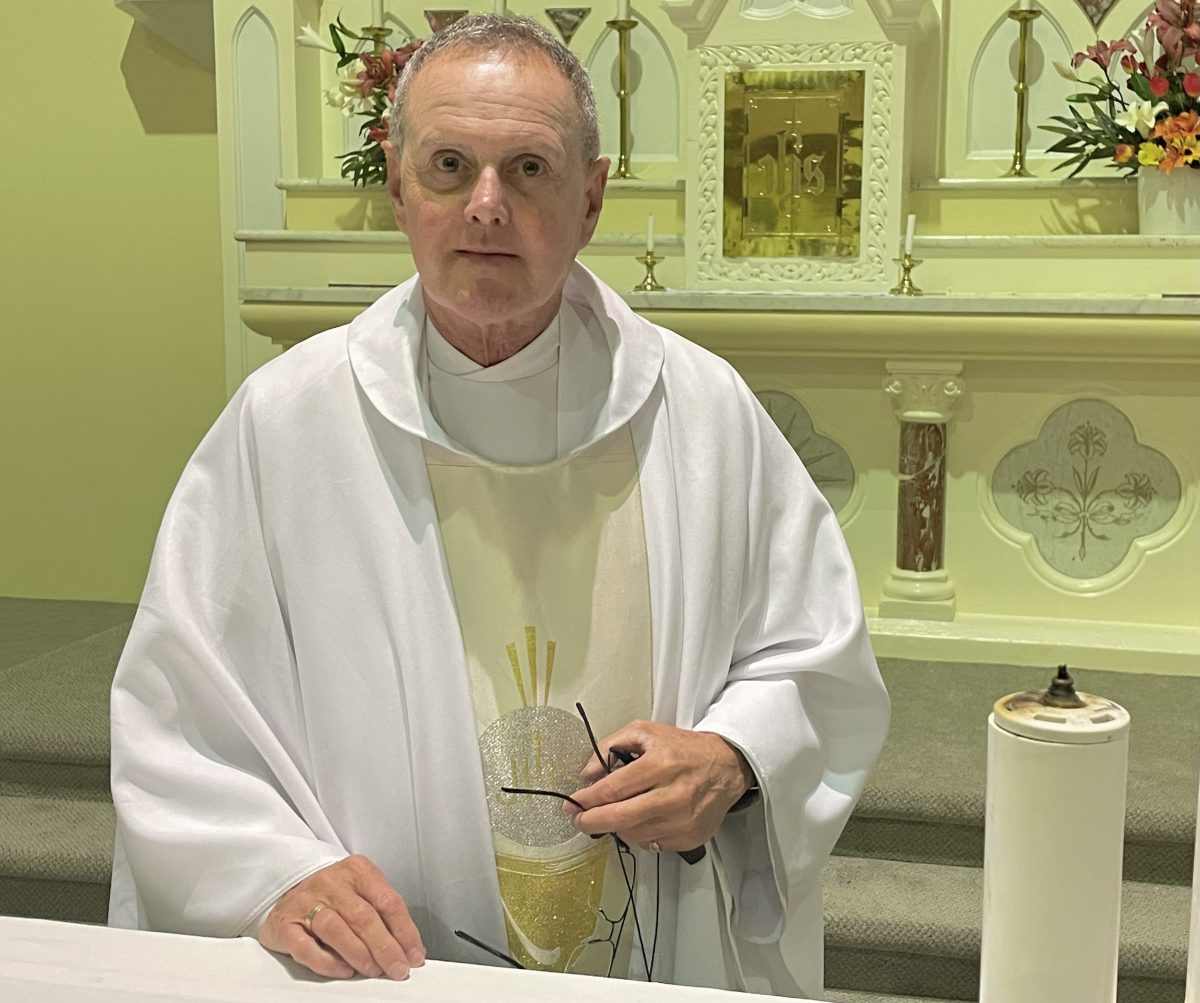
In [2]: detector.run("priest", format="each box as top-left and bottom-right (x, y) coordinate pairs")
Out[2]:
(108, 13), (890, 998)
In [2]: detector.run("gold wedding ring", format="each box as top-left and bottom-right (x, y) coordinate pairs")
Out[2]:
(648, 840), (662, 853)
(304, 902), (328, 929)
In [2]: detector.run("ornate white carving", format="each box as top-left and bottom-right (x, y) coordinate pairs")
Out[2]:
(986, 400), (1186, 588)
(882, 362), (964, 423)
(740, 0), (854, 20)
(695, 41), (895, 286)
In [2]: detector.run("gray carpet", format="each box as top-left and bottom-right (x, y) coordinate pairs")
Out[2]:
(0, 598), (1195, 1002)
(842, 659), (1199, 885)
(0, 597), (135, 670)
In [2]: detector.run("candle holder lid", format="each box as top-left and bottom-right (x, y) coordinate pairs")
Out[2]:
(993, 665), (1129, 744)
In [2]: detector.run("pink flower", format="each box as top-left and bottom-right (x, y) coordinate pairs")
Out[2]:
(393, 40), (421, 70)
(1149, 75), (1171, 97)
(356, 53), (394, 98)
(1148, 0), (1200, 66)
(368, 116), (390, 143)
(1071, 38), (1136, 70)
(1185, 72), (1200, 97)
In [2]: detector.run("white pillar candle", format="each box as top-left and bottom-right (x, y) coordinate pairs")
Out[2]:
(646, 215), (655, 253)
(618, 0), (631, 20)
(494, 0), (508, 12)
(372, 0), (385, 25)
(979, 685), (1129, 1003)
(904, 213), (916, 255)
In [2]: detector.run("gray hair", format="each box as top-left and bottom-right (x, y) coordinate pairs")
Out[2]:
(387, 14), (600, 165)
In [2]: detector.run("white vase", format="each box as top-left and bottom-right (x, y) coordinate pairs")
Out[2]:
(1136, 168), (1200, 235)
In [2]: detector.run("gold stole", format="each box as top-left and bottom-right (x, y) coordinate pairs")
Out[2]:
(425, 428), (653, 976)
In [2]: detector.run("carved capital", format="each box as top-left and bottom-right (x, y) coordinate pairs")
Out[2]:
(883, 361), (964, 423)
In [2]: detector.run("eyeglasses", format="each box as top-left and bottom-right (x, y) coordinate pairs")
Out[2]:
(456, 701), (678, 979)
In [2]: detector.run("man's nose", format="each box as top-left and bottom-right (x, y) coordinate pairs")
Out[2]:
(465, 167), (509, 226)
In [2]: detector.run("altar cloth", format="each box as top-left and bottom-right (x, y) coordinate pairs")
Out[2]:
(0, 916), (810, 1003)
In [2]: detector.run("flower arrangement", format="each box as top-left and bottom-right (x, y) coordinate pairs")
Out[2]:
(298, 20), (423, 186)
(1043, 0), (1199, 177)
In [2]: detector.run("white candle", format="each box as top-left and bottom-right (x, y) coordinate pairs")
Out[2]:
(372, 0), (384, 25)
(618, 0), (631, 20)
(494, 0), (507, 12)
(904, 213), (916, 255)
(647, 214), (655, 253)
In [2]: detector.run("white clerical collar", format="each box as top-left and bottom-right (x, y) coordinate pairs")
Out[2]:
(425, 314), (561, 384)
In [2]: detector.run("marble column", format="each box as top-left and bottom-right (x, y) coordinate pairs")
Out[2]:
(879, 362), (964, 621)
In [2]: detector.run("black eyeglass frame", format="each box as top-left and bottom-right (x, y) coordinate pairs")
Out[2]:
(456, 700), (708, 978)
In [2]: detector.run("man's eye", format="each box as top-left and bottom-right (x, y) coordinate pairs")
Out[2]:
(520, 160), (543, 176)
(436, 155), (460, 172)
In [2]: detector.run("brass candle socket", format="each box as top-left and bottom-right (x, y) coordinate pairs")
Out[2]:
(889, 254), (923, 296)
(360, 25), (391, 53)
(633, 252), (665, 292)
(1003, 8), (1042, 178)
(606, 19), (638, 179)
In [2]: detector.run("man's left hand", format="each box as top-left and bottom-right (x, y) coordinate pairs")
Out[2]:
(566, 720), (755, 851)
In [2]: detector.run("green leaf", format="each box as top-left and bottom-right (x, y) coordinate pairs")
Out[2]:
(1128, 72), (1151, 101)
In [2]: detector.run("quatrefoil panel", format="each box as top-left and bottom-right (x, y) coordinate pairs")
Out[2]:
(755, 390), (855, 514)
(992, 400), (1181, 580)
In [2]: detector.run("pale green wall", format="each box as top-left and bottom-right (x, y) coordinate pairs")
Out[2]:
(0, 2), (227, 602)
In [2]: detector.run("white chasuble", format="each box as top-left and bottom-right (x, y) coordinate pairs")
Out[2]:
(425, 430), (653, 977)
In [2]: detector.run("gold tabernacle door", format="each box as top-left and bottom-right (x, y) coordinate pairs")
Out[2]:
(723, 67), (866, 259)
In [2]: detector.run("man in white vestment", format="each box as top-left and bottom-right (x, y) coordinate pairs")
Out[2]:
(108, 14), (890, 998)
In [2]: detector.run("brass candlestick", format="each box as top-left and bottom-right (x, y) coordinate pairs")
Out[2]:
(1003, 8), (1042, 177)
(889, 254), (923, 296)
(633, 252), (665, 291)
(607, 19), (638, 179)
(360, 25), (390, 53)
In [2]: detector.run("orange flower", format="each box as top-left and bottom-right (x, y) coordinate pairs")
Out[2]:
(1114, 143), (1137, 163)
(1185, 72), (1200, 97)
(1154, 109), (1200, 139)
(1159, 144), (1185, 172)
(1149, 75), (1171, 97)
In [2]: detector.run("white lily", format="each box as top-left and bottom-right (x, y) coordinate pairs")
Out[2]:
(1053, 61), (1078, 82)
(1114, 99), (1169, 138)
(297, 23), (336, 52)
(324, 60), (372, 117)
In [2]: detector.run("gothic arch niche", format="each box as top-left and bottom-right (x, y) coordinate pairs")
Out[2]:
(586, 10), (680, 163)
(1119, 3), (1155, 37)
(233, 8), (283, 228)
(966, 4), (1076, 160)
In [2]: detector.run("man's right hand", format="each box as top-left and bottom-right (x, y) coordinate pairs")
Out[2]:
(256, 855), (426, 980)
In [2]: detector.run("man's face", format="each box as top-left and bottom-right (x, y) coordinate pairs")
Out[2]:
(385, 48), (609, 340)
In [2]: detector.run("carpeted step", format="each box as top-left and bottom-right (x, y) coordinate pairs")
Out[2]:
(824, 992), (971, 1003)
(822, 855), (1190, 1003)
(0, 794), (113, 923)
(837, 660), (1199, 886)
(0, 622), (130, 798)
(0, 597), (135, 671)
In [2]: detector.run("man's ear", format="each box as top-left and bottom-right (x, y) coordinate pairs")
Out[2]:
(578, 156), (610, 249)
(383, 139), (407, 232)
